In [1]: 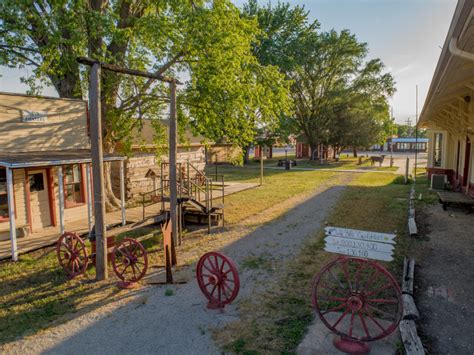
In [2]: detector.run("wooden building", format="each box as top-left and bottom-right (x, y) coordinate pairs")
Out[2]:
(419, 0), (474, 196)
(0, 92), (125, 260)
(295, 136), (334, 160)
(388, 138), (429, 152)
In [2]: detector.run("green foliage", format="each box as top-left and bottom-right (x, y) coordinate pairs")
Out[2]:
(0, 0), (292, 152)
(244, 1), (395, 156)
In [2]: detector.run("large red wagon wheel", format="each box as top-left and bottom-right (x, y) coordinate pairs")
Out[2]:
(312, 256), (402, 351)
(196, 251), (240, 309)
(56, 231), (89, 278)
(111, 238), (148, 289)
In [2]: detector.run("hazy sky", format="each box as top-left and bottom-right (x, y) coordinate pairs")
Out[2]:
(0, 0), (457, 124)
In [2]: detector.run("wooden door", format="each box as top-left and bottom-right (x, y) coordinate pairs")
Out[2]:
(463, 137), (471, 187)
(28, 169), (51, 231)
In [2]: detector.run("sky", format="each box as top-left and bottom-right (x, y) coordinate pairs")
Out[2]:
(0, 0), (458, 124)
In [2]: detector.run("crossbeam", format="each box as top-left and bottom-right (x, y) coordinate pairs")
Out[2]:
(77, 57), (182, 84)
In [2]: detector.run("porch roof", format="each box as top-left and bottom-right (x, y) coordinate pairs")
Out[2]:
(419, 1), (474, 134)
(0, 149), (125, 168)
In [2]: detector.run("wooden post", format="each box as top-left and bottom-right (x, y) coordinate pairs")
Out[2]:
(86, 164), (93, 233)
(169, 80), (178, 264)
(405, 157), (410, 184)
(120, 160), (126, 226)
(89, 63), (108, 281)
(6, 168), (18, 261)
(260, 149), (264, 186)
(57, 167), (65, 235)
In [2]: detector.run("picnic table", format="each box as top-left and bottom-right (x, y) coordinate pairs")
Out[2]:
(437, 191), (474, 213)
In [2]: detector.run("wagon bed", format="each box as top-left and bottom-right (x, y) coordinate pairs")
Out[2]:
(437, 191), (474, 212)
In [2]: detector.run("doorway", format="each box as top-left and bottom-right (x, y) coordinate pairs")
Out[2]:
(27, 169), (52, 231)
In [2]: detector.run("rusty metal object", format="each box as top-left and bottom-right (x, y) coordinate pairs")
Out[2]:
(56, 231), (89, 278)
(312, 256), (402, 352)
(196, 251), (240, 309)
(111, 238), (148, 289)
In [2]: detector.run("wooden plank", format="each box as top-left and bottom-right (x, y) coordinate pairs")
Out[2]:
(402, 258), (416, 295)
(399, 320), (425, 355)
(324, 243), (393, 262)
(403, 294), (420, 321)
(6, 168), (18, 261)
(409, 217), (418, 236)
(168, 81), (178, 261)
(325, 227), (396, 244)
(324, 235), (395, 253)
(89, 63), (108, 281)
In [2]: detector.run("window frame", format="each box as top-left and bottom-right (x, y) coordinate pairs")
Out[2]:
(63, 164), (86, 209)
(0, 168), (9, 222)
(433, 133), (443, 167)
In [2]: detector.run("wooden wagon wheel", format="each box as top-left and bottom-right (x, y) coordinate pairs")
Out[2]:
(312, 256), (402, 351)
(56, 231), (89, 278)
(196, 251), (240, 309)
(111, 238), (148, 289)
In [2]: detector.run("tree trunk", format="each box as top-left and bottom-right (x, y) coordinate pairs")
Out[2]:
(353, 148), (358, 157)
(103, 161), (122, 212)
(309, 143), (317, 160)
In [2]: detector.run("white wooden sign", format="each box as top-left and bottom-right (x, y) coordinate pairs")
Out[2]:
(21, 110), (47, 122)
(325, 227), (396, 244)
(324, 226), (396, 262)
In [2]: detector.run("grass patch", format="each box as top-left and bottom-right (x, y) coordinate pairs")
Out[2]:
(0, 225), (165, 345)
(206, 165), (337, 224)
(215, 172), (417, 353)
(240, 254), (273, 272)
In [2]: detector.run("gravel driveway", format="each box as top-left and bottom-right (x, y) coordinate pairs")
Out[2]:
(1, 174), (353, 355)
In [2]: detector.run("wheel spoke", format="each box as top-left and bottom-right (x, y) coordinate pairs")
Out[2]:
(209, 284), (217, 298)
(365, 312), (386, 333)
(332, 308), (350, 329)
(358, 311), (371, 339)
(328, 268), (346, 290)
(322, 302), (346, 315)
(341, 260), (353, 292)
(348, 310), (355, 337)
(366, 298), (398, 304)
(365, 282), (393, 297)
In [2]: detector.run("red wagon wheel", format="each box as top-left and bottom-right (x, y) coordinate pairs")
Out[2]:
(312, 256), (402, 344)
(56, 231), (89, 278)
(196, 251), (240, 309)
(111, 238), (148, 288)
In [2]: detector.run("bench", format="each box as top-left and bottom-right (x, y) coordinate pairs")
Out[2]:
(437, 191), (474, 213)
(277, 159), (297, 167)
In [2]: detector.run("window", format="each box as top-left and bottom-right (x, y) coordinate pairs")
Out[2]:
(0, 169), (8, 221)
(29, 173), (45, 192)
(64, 164), (85, 207)
(433, 133), (443, 167)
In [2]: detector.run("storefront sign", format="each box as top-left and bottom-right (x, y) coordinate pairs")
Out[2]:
(21, 110), (47, 122)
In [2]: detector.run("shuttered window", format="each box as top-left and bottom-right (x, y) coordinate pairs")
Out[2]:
(0, 169), (8, 220)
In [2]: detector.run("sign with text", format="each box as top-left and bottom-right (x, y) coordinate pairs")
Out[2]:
(21, 110), (47, 122)
(324, 227), (396, 262)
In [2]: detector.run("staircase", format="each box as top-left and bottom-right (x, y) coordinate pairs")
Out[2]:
(140, 162), (225, 233)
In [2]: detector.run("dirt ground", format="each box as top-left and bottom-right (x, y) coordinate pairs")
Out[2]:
(414, 203), (474, 354)
(0, 174), (353, 354)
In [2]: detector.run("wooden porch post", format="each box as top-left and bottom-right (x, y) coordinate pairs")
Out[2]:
(120, 160), (126, 226)
(89, 62), (108, 280)
(86, 163), (93, 232)
(57, 167), (65, 235)
(6, 168), (18, 261)
(169, 80), (178, 258)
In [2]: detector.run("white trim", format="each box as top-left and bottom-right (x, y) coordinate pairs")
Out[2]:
(57, 167), (65, 235)
(120, 160), (126, 226)
(86, 164), (93, 233)
(6, 168), (18, 261)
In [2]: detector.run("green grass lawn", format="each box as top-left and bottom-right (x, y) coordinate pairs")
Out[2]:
(207, 165), (338, 224)
(240, 154), (398, 172)
(217, 172), (427, 353)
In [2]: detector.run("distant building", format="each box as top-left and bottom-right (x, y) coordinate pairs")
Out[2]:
(388, 138), (429, 152)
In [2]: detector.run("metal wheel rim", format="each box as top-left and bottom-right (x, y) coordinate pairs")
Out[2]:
(196, 251), (240, 306)
(111, 238), (148, 282)
(312, 256), (402, 342)
(56, 232), (89, 278)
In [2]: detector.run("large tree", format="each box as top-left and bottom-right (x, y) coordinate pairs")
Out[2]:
(1, 0), (291, 205)
(243, 1), (395, 159)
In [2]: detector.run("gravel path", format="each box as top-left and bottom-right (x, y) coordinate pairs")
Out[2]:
(2, 174), (353, 355)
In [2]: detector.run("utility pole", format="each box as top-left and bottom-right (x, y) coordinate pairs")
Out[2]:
(414, 85), (419, 183)
(169, 80), (178, 263)
(89, 63), (108, 281)
(260, 146), (264, 186)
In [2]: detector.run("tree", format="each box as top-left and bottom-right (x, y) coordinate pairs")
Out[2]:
(243, 1), (395, 159)
(1, 0), (291, 205)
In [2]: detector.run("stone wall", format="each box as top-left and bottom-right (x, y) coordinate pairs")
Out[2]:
(111, 146), (206, 201)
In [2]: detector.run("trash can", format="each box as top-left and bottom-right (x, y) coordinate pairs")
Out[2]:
(285, 160), (291, 170)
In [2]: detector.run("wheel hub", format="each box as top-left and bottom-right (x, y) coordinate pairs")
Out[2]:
(208, 274), (220, 285)
(347, 295), (363, 311)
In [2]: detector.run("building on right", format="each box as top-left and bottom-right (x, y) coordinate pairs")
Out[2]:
(419, 0), (474, 195)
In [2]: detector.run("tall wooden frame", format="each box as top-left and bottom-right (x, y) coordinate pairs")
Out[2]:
(77, 57), (181, 281)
